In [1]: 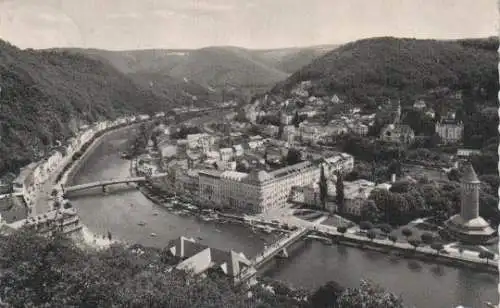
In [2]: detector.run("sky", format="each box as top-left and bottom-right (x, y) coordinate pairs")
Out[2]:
(0, 0), (497, 50)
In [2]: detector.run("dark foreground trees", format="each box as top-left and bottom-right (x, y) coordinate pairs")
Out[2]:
(0, 230), (407, 307)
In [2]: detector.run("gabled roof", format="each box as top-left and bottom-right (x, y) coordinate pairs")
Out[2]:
(168, 237), (251, 278)
(462, 164), (480, 183)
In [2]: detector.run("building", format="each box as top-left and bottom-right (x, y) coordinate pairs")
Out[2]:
(350, 123), (368, 136)
(7, 208), (82, 237)
(435, 119), (463, 144)
(444, 164), (496, 244)
(219, 148), (234, 162)
(342, 180), (376, 216)
(282, 125), (296, 145)
(280, 112), (294, 125)
(299, 123), (320, 144)
(456, 149), (481, 159)
(198, 161), (321, 213)
(167, 236), (251, 280)
(174, 169), (200, 196)
(186, 134), (215, 151)
(322, 153), (354, 176)
(413, 100), (427, 110)
(233, 144), (244, 157)
(380, 124), (415, 144)
(13, 163), (38, 193)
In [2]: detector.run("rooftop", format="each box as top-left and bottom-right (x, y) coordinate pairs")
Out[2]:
(462, 164), (480, 183)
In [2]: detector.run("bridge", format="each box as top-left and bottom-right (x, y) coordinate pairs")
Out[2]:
(236, 227), (310, 285)
(62, 173), (168, 194)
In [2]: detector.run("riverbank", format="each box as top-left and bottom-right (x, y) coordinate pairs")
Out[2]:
(136, 173), (499, 275)
(137, 182), (292, 237)
(321, 233), (498, 274)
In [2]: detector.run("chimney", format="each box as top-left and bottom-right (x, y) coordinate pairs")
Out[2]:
(391, 173), (396, 183)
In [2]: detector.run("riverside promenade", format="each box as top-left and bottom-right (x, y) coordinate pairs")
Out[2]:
(249, 205), (498, 272)
(31, 119), (154, 217)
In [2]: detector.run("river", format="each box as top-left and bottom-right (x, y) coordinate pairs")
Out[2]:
(67, 127), (498, 308)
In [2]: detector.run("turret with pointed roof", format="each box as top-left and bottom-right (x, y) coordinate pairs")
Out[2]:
(462, 163), (480, 183)
(444, 163), (496, 244)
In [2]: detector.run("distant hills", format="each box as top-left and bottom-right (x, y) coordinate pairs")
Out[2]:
(0, 40), (335, 174)
(0, 39), (174, 174)
(57, 45), (337, 99)
(270, 37), (498, 106)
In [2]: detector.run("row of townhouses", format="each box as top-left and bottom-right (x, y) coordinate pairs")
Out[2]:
(4, 112), (163, 235)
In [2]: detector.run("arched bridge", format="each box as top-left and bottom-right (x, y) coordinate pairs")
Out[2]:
(62, 173), (168, 194)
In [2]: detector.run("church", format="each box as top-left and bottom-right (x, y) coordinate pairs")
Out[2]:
(444, 164), (496, 244)
(379, 100), (415, 144)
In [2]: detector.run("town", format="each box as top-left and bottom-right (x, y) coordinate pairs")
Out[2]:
(0, 2), (497, 307)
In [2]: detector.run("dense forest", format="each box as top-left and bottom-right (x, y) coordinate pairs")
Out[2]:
(271, 37), (498, 106)
(0, 40), (176, 175)
(0, 231), (406, 308)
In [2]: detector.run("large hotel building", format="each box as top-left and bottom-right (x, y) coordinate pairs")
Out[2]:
(198, 154), (353, 213)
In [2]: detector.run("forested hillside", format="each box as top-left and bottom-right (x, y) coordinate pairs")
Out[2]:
(59, 45), (336, 100)
(0, 40), (170, 174)
(271, 37), (498, 105)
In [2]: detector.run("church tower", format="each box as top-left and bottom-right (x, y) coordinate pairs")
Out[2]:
(393, 100), (401, 125)
(460, 163), (480, 221)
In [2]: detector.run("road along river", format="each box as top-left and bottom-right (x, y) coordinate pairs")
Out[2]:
(67, 127), (498, 308)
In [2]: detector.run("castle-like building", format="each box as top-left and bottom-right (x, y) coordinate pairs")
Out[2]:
(444, 164), (496, 244)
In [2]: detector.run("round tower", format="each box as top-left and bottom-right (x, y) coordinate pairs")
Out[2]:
(460, 163), (480, 221)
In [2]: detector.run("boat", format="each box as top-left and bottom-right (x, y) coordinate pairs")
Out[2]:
(152, 212), (159, 216)
(263, 226), (273, 234)
(150, 233), (157, 237)
(137, 221), (146, 226)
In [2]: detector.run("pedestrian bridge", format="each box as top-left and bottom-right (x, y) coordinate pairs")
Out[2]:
(62, 173), (168, 194)
(236, 226), (310, 285)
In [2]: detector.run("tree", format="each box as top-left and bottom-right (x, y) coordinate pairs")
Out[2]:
(336, 280), (405, 308)
(63, 201), (72, 209)
(336, 226), (347, 237)
(478, 250), (495, 265)
(360, 200), (380, 222)
(335, 173), (345, 213)
(401, 228), (413, 241)
(367, 229), (377, 242)
(420, 232), (435, 245)
(319, 165), (328, 210)
(51, 188), (58, 197)
(359, 221), (374, 231)
(447, 168), (462, 182)
(309, 280), (345, 308)
(430, 242), (444, 255)
(292, 110), (300, 128)
(388, 234), (398, 245)
(408, 238), (421, 251)
(286, 148), (302, 165)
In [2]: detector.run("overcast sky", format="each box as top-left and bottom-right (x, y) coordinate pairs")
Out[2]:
(0, 0), (497, 50)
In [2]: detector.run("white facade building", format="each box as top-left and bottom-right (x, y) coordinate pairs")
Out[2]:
(198, 161), (321, 213)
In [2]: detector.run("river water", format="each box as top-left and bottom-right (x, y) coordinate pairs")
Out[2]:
(68, 128), (498, 308)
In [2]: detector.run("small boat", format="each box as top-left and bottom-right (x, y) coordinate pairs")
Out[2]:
(215, 229), (221, 233)
(152, 212), (159, 216)
(150, 233), (157, 237)
(137, 221), (146, 226)
(263, 226), (273, 234)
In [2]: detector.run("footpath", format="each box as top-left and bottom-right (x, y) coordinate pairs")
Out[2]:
(249, 205), (498, 272)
